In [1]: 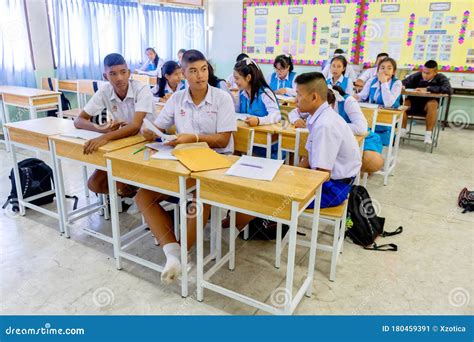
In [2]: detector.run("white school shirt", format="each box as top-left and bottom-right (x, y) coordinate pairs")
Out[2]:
(358, 76), (403, 108)
(155, 86), (237, 154)
(328, 74), (354, 95)
(139, 58), (166, 78)
(265, 72), (297, 96)
(288, 108), (310, 124)
(305, 102), (361, 180)
(235, 88), (281, 125)
(332, 96), (368, 135)
(357, 67), (377, 83)
(83, 80), (155, 123)
(322, 64), (358, 82)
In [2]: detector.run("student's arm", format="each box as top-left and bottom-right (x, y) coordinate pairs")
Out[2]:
(355, 69), (370, 87)
(355, 79), (371, 101)
(401, 72), (418, 88)
(346, 65), (358, 81)
(144, 94), (176, 141)
(288, 108), (308, 128)
(345, 78), (354, 95)
(345, 97), (368, 135)
(139, 60), (149, 72)
(427, 75), (453, 94)
(284, 76), (297, 97)
(381, 79), (402, 107)
(246, 89), (281, 126)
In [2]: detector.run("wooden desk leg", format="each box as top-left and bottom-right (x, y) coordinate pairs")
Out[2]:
(50, 141), (70, 238)
(196, 180), (204, 302)
(29, 103), (37, 120)
(283, 201), (299, 314)
(266, 133), (272, 159)
(107, 159), (122, 270)
(306, 186), (322, 298)
(277, 134), (283, 160)
(179, 176), (189, 298)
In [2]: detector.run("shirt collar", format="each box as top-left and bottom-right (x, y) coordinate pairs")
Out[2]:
(110, 80), (134, 101)
(277, 73), (290, 81)
(334, 75), (344, 84)
(184, 85), (213, 106)
(307, 102), (330, 125)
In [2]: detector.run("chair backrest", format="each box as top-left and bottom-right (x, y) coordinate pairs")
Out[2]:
(40, 77), (58, 92)
(131, 74), (150, 85)
(78, 80), (104, 96)
(361, 107), (377, 131)
(294, 128), (309, 161)
(233, 126), (255, 156)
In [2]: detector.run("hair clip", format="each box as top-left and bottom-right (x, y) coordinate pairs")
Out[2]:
(244, 57), (257, 66)
(327, 84), (344, 102)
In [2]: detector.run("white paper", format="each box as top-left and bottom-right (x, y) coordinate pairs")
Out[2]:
(61, 129), (103, 140)
(276, 94), (296, 102)
(225, 155), (283, 181)
(143, 118), (177, 142)
(150, 143), (178, 160)
(358, 102), (379, 109)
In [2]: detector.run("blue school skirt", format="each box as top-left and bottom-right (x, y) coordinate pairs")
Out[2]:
(253, 144), (281, 160)
(374, 125), (392, 147)
(307, 177), (355, 209)
(363, 130), (383, 154)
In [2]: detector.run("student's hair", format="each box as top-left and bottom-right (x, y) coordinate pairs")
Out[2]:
(330, 55), (348, 72)
(181, 49), (207, 68)
(145, 47), (159, 68)
(208, 63), (225, 88)
(326, 85), (346, 105)
(157, 60), (181, 98)
(236, 53), (249, 62)
(295, 72), (327, 101)
(234, 58), (274, 105)
(104, 53), (126, 68)
(424, 60), (438, 69)
(273, 54), (294, 72)
(177, 48), (186, 55)
(377, 57), (398, 76)
(376, 52), (389, 59)
(334, 48), (344, 54)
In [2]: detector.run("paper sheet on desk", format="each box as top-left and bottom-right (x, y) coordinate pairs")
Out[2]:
(276, 94), (296, 102)
(143, 118), (177, 142)
(236, 113), (250, 121)
(226, 155), (283, 181)
(149, 143), (178, 160)
(61, 129), (103, 140)
(358, 102), (379, 109)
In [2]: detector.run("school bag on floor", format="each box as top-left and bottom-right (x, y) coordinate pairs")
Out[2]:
(458, 188), (474, 213)
(346, 185), (402, 251)
(2, 158), (77, 213)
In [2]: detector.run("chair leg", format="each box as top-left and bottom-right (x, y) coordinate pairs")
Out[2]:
(329, 218), (341, 282)
(362, 172), (368, 187)
(82, 166), (89, 198)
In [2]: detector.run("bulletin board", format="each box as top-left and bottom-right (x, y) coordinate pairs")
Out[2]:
(361, 0), (473, 71)
(242, 0), (363, 66)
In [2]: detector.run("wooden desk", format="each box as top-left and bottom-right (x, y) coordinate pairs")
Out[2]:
(0, 86), (63, 150)
(58, 80), (78, 93)
(237, 120), (279, 158)
(4, 117), (75, 234)
(193, 155), (328, 314)
(49, 134), (146, 239)
(104, 143), (195, 297)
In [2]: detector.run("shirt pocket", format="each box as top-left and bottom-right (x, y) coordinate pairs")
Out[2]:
(197, 108), (218, 133)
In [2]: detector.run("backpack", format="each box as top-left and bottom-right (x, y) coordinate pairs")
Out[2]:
(45, 78), (71, 117)
(2, 158), (78, 213)
(458, 188), (474, 213)
(240, 218), (289, 241)
(346, 185), (402, 251)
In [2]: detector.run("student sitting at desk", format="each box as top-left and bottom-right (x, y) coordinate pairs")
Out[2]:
(137, 47), (165, 77)
(223, 72), (362, 238)
(266, 54), (297, 96)
(354, 57), (402, 146)
(135, 49), (236, 284)
(326, 55), (354, 95)
(322, 48), (357, 82)
(151, 60), (185, 102)
(74, 53), (154, 196)
(400, 59), (453, 144)
(208, 63), (231, 94)
(355, 52), (389, 88)
(177, 48), (186, 66)
(226, 53), (249, 89)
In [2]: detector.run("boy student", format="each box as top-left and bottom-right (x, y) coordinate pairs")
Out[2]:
(322, 48), (357, 81)
(136, 50), (236, 284)
(401, 60), (452, 144)
(74, 53), (154, 196)
(223, 72), (362, 239)
(354, 52), (389, 88)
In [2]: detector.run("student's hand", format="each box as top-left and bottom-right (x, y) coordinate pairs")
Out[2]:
(165, 134), (197, 147)
(294, 119), (307, 128)
(99, 120), (126, 133)
(275, 88), (287, 95)
(415, 87), (428, 93)
(83, 136), (109, 155)
(244, 117), (259, 127)
(226, 82), (232, 89)
(163, 93), (172, 101)
(298, 157), (310, 169)
(143, 128), (158, 141)
(377, 71), (388, 83)
(353, 94), (360, 101)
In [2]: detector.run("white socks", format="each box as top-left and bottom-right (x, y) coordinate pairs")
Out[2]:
(424, 131), (433, 144)
(162, 242), (181, 284)
(400, 128), (407, 138)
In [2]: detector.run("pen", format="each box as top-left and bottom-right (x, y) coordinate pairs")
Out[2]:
(241, 163), (263, 169)
(132, 146), (146, 155)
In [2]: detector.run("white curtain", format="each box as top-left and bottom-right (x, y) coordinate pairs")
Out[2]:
(48, 0), (205, 80)
(0, 0), (36, 87)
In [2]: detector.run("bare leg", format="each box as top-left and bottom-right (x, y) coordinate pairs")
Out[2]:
(402, 98), (411, 128)
(424, 99), (438, 132)
(361, 151), (384, 173)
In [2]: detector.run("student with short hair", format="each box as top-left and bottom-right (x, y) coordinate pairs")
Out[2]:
(266, 54), (297, 96)
(74, 53), (154, 196)
(151, 60), (185, 101)
(401, 59), (453, 144)
(138, 47), (165, 77)
(135, 50), (236, 284)
(177, 48), (186, 66)
(226, 53), (249, 89)
(355, 52), (389, 87)
(326, 55), (354, 95)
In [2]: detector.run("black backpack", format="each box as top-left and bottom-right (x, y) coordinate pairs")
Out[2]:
(2, 158), (78, 213)
(3, 158), (55, 212)
(44, 78), (71, 117)
(458, 188), (474, 213)
(346, 185), (402, 251)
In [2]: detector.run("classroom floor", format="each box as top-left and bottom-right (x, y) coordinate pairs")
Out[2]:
(1, 125), (473, 315)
